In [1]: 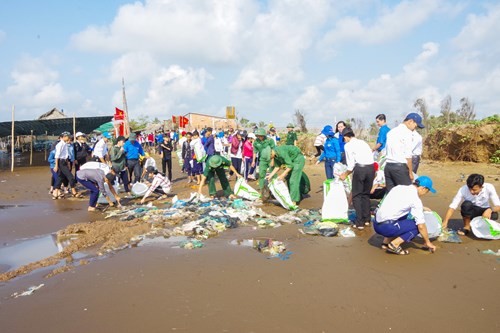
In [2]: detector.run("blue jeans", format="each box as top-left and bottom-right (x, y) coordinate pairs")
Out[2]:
(244, 157), (255, 180)
(324, 158), (336, 179)
(373, 217), (419, 242)
(77, 177), (99, 207)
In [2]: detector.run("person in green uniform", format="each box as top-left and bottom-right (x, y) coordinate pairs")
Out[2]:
(266, 145), (308, 205)
(285, 123), (298, 146)
(198, 155), (241, 199)
(251, 128), (276, 190)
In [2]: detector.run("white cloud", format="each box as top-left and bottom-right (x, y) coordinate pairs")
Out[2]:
(138, 65), (212, 116)
(320, 0), (439, 47)
(108, 52), (157, 83)
(71, 0), (256, 63)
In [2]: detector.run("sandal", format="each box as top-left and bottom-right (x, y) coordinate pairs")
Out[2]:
(381, 243), (389, 250)
(386, 243), (409, 255)
(72, 193), (84, 198)
(457, 228), (470, 236)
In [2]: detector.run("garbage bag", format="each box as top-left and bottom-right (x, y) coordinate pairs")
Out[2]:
(97, 183), (119, 204)
(175, 149), (183, 167)
(438, 229), (462, 243)
(333, 163), (352, 194)
(417, 211), (442, 239)
(302, 220), (339, 237)
(131, 182), (148, 197)
(321, 179), (349, 223)
(471, 217), (500, 240)
(234, 178), (261, 201)
(192, 140), (207, 163)
(268, 179), (298, 210)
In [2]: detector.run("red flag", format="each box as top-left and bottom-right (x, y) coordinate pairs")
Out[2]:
(180, 116), (189, 127)
(172, 115), (177, 125)
(115, 107), (125, 120)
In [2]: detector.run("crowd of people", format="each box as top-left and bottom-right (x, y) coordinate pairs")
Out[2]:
(46, 114), (499, 256)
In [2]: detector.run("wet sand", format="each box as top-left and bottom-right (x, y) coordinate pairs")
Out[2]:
(0, 158), (499, 332)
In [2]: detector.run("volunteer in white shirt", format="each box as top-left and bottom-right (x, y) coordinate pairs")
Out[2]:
(411, 130), (423, 174)
(92, 132), (111, 163)
(53, 132), (81, 200)
(374, 176), (437, 255)
(442, 173), (500, 235)
(384, 113), (424, 192)
(340, 127), (375, 229)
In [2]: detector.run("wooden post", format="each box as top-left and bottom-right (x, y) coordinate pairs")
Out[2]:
(73, 113), (76, 138)
(44, 130), (47, 160)
(11, 105), (15, 172)
(30, 130), (33, 165)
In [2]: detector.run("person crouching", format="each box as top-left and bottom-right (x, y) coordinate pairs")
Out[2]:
(198, 155), (241, 199)
(76, 168), (121, 212)
(140, 166), (172, 204)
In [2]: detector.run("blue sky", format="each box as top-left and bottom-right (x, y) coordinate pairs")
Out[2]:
(0, 0), (499, 129)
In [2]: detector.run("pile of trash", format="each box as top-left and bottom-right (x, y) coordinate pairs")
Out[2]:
(103, 193), (323, 250)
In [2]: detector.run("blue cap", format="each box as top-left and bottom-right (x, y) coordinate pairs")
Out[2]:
(321, 125), (333, 135)
(102, 132), (112, 139)
(416, 175), (436, 193)
(404, 113), (425, 128)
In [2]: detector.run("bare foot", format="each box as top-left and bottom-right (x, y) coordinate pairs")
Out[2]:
(88, 207), (97, 212)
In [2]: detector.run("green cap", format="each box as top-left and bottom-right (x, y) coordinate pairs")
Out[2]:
(286, 123), (295, 128)
(208, 155), (223, 168)
(255, 128), (267, 136)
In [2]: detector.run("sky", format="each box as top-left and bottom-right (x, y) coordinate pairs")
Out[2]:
(0, 0), (499, 129)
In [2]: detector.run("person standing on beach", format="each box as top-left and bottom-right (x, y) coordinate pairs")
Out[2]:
(268, 127), (280, 145)
(411, 130), (423, 174)
(53, 132), (82, 200)
(441, 174), (499, 235)
(285, 124), (298, 146)
(160, 135), (173, 181)
(316, 126), (341, 180)
(314, 126), (331, 157)
(190, 131), (204, 185)
(203, 127), (215, 157)
(373, 114), (390, 155)
(243, 133), (256, 181)
(384, 113), (424, 192)
(110, 136), (130, 193)
(229, 130), (243, 179)
(74, 132), (91, 174)
(182, 132), (194, 183)
(92, 132), (111, 164)
(252, 128), (276, 190)
(334, 121), (347, 164)
(124, 133), (145, 184)
(339, 127), (375, 229)
(373, 176), (437, 255)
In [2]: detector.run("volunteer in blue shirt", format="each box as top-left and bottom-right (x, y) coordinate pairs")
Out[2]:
(374, 176), (437, 255)
(373, 114), (390, 153)
(203, 127), (215, 157)
(124, 133), (145, 184)
(316, 128), (341, 179)
(334, 121), (347, 164)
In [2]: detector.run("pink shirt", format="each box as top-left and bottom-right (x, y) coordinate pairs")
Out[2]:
(243, 140), (254, 158)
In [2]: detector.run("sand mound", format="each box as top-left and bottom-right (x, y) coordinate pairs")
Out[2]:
(424, 121), (500, 163)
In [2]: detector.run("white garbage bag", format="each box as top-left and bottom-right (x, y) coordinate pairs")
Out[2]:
(321, 179), (349, 223)
(268, 179), (298, 210)
(471, 217), (500, 240)
(418, 211), (442, 239)
(97, 183), (119, 204)
(333, 163), (352, 194)
(234, 178), (261, 201)
(176, 149), (183, 167)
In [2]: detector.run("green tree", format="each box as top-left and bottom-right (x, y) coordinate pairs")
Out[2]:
(258, 121), (266, 128)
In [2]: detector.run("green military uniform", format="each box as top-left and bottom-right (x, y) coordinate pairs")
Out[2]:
(285, 130), (297, 146)
(204, 155), (233, 197)
(110, 145), (126, 171)
(253, 136), (275, 189)
(273, 145), (307, 203)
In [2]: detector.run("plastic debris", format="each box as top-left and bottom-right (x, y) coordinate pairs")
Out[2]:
(481, 249), (500, 256)
(438, 229), (462, 243)
(339, 227), (356, 238)
(180, 239), (204, 249)
(11, 284), (45, 298)
(301, 220), (339, 237)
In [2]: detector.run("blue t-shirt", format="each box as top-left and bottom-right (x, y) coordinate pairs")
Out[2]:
(376, 124), (390, 151)
(123, 140), (144, 160)
(318, 136), (341, 162)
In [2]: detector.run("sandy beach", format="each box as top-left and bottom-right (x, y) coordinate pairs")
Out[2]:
(0, 154), (499, 333)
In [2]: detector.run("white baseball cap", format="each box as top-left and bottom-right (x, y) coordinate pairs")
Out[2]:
(75, 132), (86, 137)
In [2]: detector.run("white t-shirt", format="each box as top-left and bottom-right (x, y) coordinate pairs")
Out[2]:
(93, 139), (108, 158)
(385, 124), (414, 164)
(54, 139), (69, 159)
(449, 183), (500, 209)
(344, 137), (374, 171)
(376, 185), (425, 225)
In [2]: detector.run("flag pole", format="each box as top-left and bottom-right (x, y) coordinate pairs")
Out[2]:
(122, 78), (130, 137)
(30, 129), (33, 166)
(73, 113), (76, 138)
(11, 105), (15, 172)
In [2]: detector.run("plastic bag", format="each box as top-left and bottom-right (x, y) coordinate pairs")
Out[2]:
(321, 179), (349, 223)
(418, 211), (442, 239)
(97, 183), (119, 204)
(268, 179), (298, 210)
(471, 217), (500, 240)
(438, 229), (462, 243)
(192, 140), (206, 163)
(175, 149), (183, 167)
(131, 182), (148, 197)
(234, 178), (261, 201)
(333, 163), (352, 194)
